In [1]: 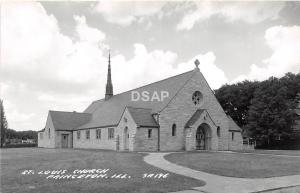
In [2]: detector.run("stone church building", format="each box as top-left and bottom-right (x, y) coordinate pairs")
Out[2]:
(38, 55), (243, 151)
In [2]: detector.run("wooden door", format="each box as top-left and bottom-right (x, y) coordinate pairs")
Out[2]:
(196, 127), (205, 150)
(124, 127), (129, 150)
(62, 134), (68, 148)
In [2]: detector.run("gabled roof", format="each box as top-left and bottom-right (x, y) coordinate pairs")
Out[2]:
(78, 70), (196, 129)
(185, 109), (206, 128)
(85, 99), (105, 114)
(227, 115), (241, 132)
(184, 109), (218, 128)
(38, 128), (45, 132)
(49, 111), (92, 131)
(126, 107), (159, 128)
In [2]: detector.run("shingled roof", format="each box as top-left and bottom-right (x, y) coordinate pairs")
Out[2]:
(49, 111), (92, 131)
(126, 107), (159, 128)
(78, 70), (196, 129)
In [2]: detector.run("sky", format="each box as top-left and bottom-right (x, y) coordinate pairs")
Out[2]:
(1, 1), (300, 131)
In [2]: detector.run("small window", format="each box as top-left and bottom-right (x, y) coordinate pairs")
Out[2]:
(108, 128), (114, 140)
(148, 129), (152, 138)
(40, 133), (43, 139)
(192, 91), (203, 105)
(86, 130), (90, 139)
(48, 128), (50, 139)
(96, 129), (101, 139)
(217, 126), (220, 137)
(232, 132), (234, 141)
(77, 131), (80, 140)
(172, 124), (176, 136)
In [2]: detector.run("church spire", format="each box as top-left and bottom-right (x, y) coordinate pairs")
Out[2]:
(105, 50), (113, 100)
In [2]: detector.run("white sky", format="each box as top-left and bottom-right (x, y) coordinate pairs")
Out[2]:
(1, 1), (300, 131)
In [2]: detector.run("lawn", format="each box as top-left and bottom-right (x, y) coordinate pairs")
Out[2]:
(165, 151), (300, 178)
(0, 148), (204, 193)
(235, 149), (300, 156)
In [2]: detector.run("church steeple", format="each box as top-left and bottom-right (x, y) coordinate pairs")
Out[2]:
(105, 50), (113, 100)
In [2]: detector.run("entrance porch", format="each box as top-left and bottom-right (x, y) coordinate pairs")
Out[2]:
(56, 131), (73, 148)
(184, 109), (218, 151)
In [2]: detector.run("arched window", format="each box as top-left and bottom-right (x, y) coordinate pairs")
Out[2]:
(172, 124), (176, 136)
(48, 128), (50, 139)
(217, 126), (220, 137)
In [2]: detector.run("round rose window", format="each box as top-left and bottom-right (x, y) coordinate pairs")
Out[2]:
(192, 91), (203, 105)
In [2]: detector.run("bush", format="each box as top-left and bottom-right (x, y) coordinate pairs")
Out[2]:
(256, 137), (300, 150)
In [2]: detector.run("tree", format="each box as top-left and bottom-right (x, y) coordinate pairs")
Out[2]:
(0, 99), (8, 147)
(215, 80), (259, 130)
(246, 77), (296, 146)
(5, 128), (38, 143)
(279, 72), (300, 102)
(215, 72), (300, 148)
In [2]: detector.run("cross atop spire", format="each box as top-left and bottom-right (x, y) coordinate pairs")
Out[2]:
(194, 59), (200, 69)
(105, 50), (113, 100)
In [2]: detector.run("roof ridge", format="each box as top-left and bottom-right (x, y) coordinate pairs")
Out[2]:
(126, 106), (153, 110)
(84, 98), (106, 113)
(49, 110), (91, 114)
(96, 70), (194, 101)
(90, 99), (104, 104)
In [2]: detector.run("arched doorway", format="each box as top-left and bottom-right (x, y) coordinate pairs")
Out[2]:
(124, 127), (129, 150)
(196, 124), (211, 150)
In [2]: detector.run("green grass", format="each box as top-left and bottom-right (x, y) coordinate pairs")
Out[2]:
(165, 151), (300, 178)
(1, 148), (204, 193)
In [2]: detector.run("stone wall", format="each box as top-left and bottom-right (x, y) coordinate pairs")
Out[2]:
(38, 113), (56, 148)
(184, 113), (218, 151)
(134, 127), (158, 151)
(72, 127), (116, 150)
(117, 107), (159, 151)
(116, 108), (137, 151)
(228, 131), (243, 150)
(159, 69), (230, 151)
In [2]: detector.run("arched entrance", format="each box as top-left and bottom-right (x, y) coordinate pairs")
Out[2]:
(124, 127), (129, 150)
(196, 123), (211, 150)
